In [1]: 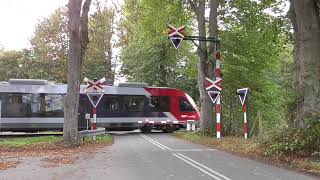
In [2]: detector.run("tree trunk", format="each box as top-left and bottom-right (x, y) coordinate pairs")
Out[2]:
(64, 0), (91, 145)
(288, 0), (320, 128)
(189, 0), (219, 130)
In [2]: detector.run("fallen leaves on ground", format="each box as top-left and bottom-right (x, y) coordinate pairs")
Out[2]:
(42, 156), (79, 168)
(0, 139), (112, 170)
(0, 161), (20, 170)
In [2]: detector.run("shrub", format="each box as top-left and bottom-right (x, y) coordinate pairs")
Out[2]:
(264, 122), (320, 157)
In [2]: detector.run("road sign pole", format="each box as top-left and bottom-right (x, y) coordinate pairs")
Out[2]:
(243, 101), (248, 139)
(215, 42), (222, 139)
(92, 107), (97, 141)
(216, 95), (221, 138)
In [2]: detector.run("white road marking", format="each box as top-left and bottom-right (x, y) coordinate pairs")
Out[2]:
(172, 149), (217, 152)
(141, 134), (173, 150)
(140, 134), (231, 180)
(177, 153), (231, 180)
(140, 135), (165, 150)
(172, 153), (223, 180)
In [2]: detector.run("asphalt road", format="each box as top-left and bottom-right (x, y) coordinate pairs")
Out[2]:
(1, 131), (318, 180)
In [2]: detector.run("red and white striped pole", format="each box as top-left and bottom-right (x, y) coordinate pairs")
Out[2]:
(243, 101), (248, 139)
(92, 79), (98, 141)
(215, 43), (221, 139)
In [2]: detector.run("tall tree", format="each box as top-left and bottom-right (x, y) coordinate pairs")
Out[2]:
(187, 0), (219, 129)
(64, 0), (91, 144)
(30, 7), (69, 82)
(120, 0), (195, 88)
(29, 3), (115, 83)
(84, 2), (115, 83)
(288, 0), (320, 128)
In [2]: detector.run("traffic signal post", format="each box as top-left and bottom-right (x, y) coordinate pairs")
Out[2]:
(168, 25), (222, 139)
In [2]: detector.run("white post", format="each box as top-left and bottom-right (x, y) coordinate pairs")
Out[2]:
(191, 121), (196, 131)
(85, 113), (90, 130)
(186, 122), (191, 131)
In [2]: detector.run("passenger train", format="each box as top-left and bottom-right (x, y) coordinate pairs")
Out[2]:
(0, 79), (200, 133)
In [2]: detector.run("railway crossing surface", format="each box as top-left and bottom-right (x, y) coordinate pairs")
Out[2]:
(1, 132), (317, 180)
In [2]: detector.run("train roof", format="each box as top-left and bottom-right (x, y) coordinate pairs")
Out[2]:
(0, 79), (180, 96)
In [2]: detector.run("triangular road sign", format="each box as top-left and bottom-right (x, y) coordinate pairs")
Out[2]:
(87, 92), (104, 108)
(170, 35), (183, 49)
(237, 88), (248, 105)
(208, 91), (220, 104)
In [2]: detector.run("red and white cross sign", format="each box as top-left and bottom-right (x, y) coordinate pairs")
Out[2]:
(83, 77), (106, 93)
(205, 77), (222, 91)
(167, 24), (186, 38)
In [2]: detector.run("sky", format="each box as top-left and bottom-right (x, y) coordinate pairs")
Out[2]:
(0, 0), (68, 51)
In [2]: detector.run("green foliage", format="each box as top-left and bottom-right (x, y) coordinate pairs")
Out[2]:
(219, 0), (292, 135)
(264, 122), (320, 156)
(0, 136), (62, 148)
(120, 0), (198, 100)
(0, 49), (30, 81)
(27, 3), (115, 83)
(191, 128), (216, 137)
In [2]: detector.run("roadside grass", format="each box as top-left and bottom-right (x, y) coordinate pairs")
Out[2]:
(82, 134), (113, 144)
(174, 131), (320, 176)
(0, 136), (63, 148)
(0, 134), (112, 148)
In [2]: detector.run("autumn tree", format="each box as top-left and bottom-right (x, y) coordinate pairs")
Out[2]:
(64, 0), (91, 144)
(29, 2), (115, 83)
(84, 2), (115, 83)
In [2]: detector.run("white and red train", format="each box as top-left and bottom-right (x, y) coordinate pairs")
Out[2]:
(0, 79), (200, 133)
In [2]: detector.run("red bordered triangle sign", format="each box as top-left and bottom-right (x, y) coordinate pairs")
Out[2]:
(87, 93), (104, 108)
(207, 91), (220, 104)
(237, 88), (248, 105)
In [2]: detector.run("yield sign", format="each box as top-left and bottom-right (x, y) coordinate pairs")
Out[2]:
(205, 77), (222, 91)
(237, 88), (248, 105)
(208, 91), (220, 104)
(170, 35), (183, 49)
(87, 93), (104, 108)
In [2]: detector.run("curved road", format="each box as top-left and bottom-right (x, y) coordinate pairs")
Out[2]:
(1, 131), (317, 180)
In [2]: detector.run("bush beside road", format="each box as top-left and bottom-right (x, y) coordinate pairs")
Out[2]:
(174, 131), (320, 177)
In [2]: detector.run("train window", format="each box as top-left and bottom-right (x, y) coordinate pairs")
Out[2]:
(2, 94), (32, 117)
(124, 96), (144, 112)
(45, 95), (64, 112)
(103, 96), (120, 112)
(179, 98), (196, 112)
(150, 96), (170, 112)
